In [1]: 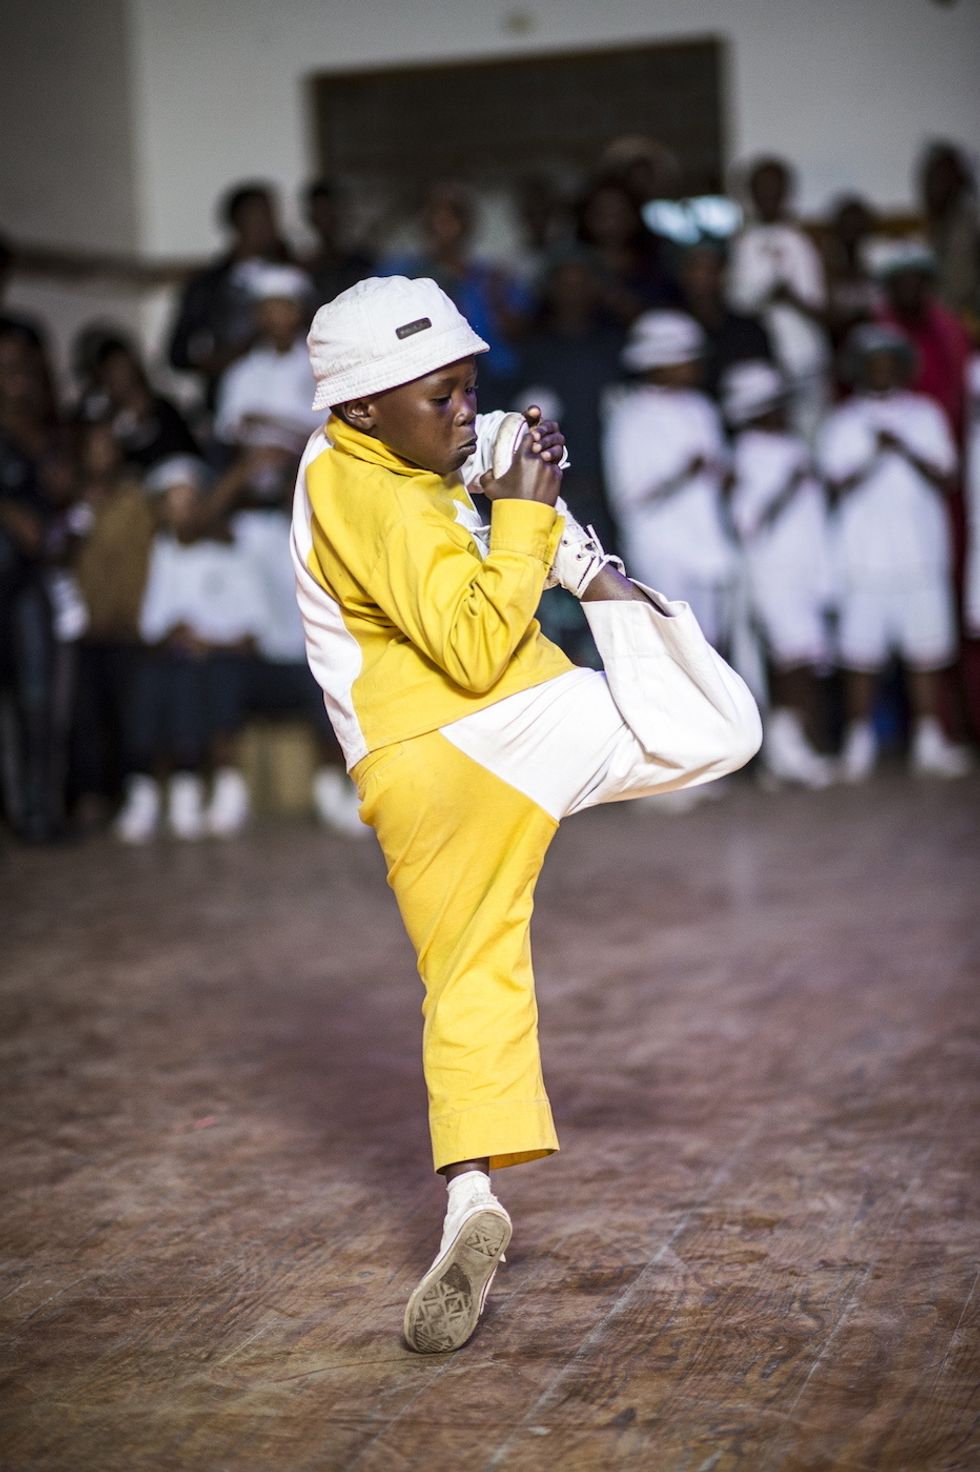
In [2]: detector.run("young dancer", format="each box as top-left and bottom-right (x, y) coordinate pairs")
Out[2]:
(291, 276), (761, 1353)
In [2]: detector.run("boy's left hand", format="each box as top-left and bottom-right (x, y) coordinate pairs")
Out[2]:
(523, 404), (565, 465)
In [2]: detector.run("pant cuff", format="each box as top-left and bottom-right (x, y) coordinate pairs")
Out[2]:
(430, 1095), (559, 1173)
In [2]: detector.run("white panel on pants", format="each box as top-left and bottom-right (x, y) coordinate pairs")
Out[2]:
(441, 587), (762, 822)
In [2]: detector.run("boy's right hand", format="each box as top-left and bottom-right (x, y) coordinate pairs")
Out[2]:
(479, 437), (561, 507)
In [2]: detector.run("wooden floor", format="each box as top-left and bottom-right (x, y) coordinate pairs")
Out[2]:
(2, 773), (979, 1471)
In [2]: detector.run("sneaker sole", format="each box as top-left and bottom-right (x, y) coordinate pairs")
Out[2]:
(403, 1207), (511, 1354)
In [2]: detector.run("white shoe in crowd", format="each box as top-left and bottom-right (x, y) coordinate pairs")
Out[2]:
(113, 775), (160, 844)
(312, 766), (370, 837)
(403, 1172), (512, 1354)
(841, 721), (877, 783)
(167, 772), (207, 841)
(911, 717), (973, 779)
(762, 708), (834, 790)
(207, 767), (251, 838)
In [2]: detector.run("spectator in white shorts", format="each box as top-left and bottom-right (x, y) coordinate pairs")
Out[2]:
(601, 311), (735, 651)
(818, 324), (971, 781)
(723, 361), (833, 788)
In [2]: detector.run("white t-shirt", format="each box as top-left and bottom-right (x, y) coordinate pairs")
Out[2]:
(233, 508), (307, 662)
(140, 534), (269, 646)
(817, 391), (957, 586)
(728, 223), (829, 381)
(602, 385), (734, 581)
(730, 428), (832, 602)
(965, 356), (980, 637)
(215, 339), (322, 443)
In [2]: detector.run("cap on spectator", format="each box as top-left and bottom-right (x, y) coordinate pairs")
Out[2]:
(144, 455), (210, 496)
(865, 237), (937, 279)
(251, 265), (312, 303)
(842, 322), (917, 382)
(721, 360), (789, 425)
(307, 276), (489, 411)
(621, 311), (705, 371)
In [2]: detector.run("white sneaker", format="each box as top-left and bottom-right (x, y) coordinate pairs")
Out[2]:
(312, 766), (370, 837)
(403, 1173), (512, 1354)
(489, 412), (623, 597)
(911, 718), (973, 779)
(167, 773), (207, 841)
(207, 766), (250, 837)
(548, 503), (625, 597)
(841, 721), (877, 783)
(762, 709), (834, 789)
(114, 775), (160, 844)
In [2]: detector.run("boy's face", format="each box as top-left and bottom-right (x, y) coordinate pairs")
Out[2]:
(864, 349), (903, 394)
(162, 482), (200, 542)
(343, 357), (479, 476)
(258, 296), (303, 349)
(648, 358), (702, 390)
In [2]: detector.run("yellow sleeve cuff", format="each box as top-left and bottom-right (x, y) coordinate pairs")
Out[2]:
(489, 498), (563, 566)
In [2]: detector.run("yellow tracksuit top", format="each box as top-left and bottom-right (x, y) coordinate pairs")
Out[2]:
(292, 413), (574, 768)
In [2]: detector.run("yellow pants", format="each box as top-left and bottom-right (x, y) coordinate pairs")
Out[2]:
(354, 731), (560, 1173)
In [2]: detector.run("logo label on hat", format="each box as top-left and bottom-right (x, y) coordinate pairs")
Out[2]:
(395, 317), (432, 340)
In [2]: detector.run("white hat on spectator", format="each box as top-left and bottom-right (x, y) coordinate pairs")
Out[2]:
(721, 360), (788, 425)
(251, 264), (313, 303)
(144, 455), (210, 496)
(621, 310), (705, 371)
(307, 276), (489, 411)
(865, 237), (937, 280)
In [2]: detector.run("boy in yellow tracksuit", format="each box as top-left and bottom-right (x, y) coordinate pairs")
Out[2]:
(291, 276), (761, 1353)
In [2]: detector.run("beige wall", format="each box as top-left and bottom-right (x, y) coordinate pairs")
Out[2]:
(127, 0), (980, 255)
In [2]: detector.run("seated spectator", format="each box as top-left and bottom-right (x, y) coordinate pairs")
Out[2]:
(822, 195), (881, 350)
(728, 156), (831, 440)
(69, 422), (155, 821)
(73, 326), (199, 471)
(202, 444), (367, 836)
(115, 457), (268, 843)
(602, 311), (735, 651)
(875, 242), (971, 441)
(818, 325), (970, 781)
(302, 179), (374, 311)
(0, 319), (69, 841)
(214, 265), (322, 448)
(722, 361), (833, 788)
(676, 240), (773, 402)
(382, 181), (532, 410)
(919, 141), (980, 326)
(167, 180), (291, 408)
(575, 176), (673, 326)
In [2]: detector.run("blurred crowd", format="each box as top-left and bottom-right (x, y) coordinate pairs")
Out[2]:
(1, 134), (979, 843)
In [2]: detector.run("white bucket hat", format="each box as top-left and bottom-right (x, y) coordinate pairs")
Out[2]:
(144, 455), (210, 496)
(622, 310), (705, 371)
(308, 276), (489, 411)
(721, 360), (788, 425)
(250, 264), (313, 303)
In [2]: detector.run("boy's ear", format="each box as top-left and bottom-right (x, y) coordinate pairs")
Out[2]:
(341, 398), (375, 431)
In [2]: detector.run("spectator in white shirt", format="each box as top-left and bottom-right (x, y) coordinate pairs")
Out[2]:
(214, 265), (322, 448)
(728, 157), (831, 441)
(722, 361), (833, 789)
(601, 310), (735, 650)
(818, 325), (971, 781)
(115, 457), (269, 844)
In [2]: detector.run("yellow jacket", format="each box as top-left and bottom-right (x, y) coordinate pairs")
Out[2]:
(291, 413), (573, 767)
